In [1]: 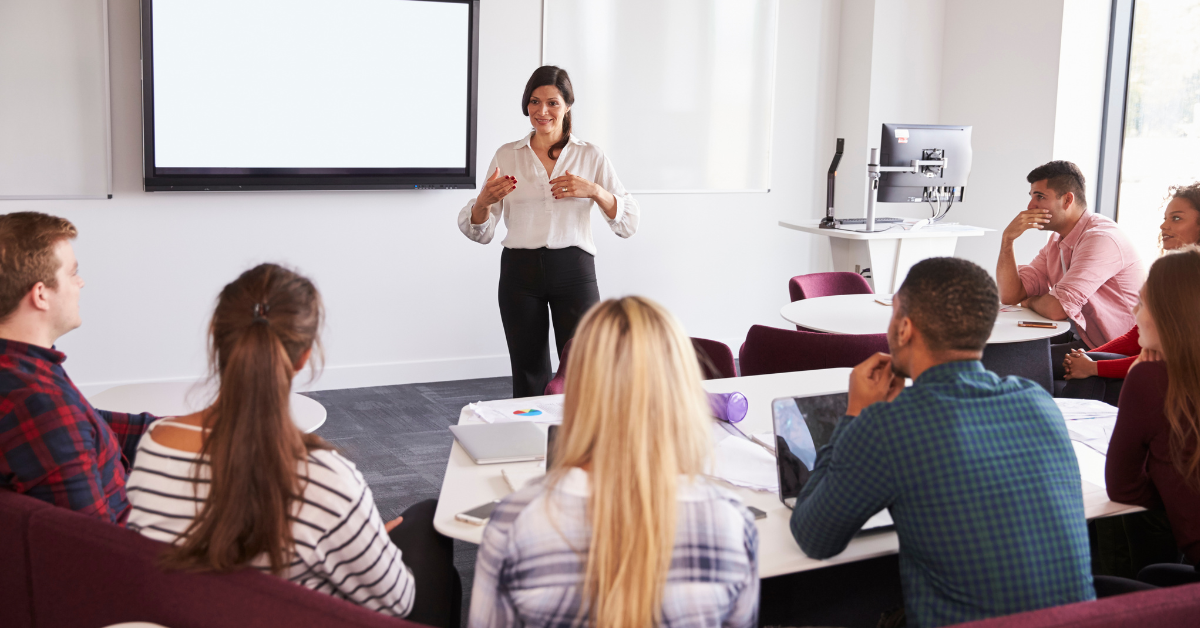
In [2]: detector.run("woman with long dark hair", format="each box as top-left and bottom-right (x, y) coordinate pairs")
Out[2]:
(125, 264), (461, 626)
(458, 65), (639, 398)
(1103, 245), (1200, 585)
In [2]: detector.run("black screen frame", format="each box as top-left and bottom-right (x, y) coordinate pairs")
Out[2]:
(139, 0), (480, 192)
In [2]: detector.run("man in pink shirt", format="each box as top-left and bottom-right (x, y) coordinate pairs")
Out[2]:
(996, 161), (1144, 379)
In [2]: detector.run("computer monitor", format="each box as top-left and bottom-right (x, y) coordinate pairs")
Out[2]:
(877, 123), (972, 203)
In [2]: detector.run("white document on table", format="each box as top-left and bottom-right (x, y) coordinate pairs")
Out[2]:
(1055, 398), (1119, 456)
(709, 423), (779, 493)
(468, 397), (564, 424)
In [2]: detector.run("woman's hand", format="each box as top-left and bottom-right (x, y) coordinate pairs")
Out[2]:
(550, 170), (618, 219)
(472, 167), (517, 224)
(1130, 347), (1163, 370)
(1062, 349), (1098, 380)
(385, 515), (404, 533)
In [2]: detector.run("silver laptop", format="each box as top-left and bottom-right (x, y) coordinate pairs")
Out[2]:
(771, 392), (893, 531)
(449, 421), (546, 465)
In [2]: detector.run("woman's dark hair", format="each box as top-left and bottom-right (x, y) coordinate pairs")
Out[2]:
(1171, 182), (1200, 216)
(163, 263), (331, 575)
(521, 65), (574, 160)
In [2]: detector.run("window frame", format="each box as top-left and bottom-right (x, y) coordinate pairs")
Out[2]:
(1094, 0), (1137, 220)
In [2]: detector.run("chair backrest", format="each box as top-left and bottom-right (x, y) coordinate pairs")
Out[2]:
(789, 272), (873, 303)
(738, 325), (888, 377)
(543, 337), (737, 395)
(0, 489), (420, 628)
(948, 581), (1200, 627)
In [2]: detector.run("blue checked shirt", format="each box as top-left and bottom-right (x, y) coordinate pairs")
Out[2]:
(790, 361), (1094, 628)
(470, 468), (759, 628)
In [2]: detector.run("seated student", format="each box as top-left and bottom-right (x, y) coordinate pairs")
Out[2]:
(125, 264), (460, 627)
(996, 160), (1144, 378)
(0, 212), (157, 524)
(791, 257), (1094, 628)
(1063, 182), (1200, 405)
(1105, 245), (1200, 583)
(470, 296), (759, 628)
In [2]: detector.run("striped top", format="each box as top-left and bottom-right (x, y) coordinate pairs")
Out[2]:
(124, 419), (415, 617)
(470, 467), (760, 628)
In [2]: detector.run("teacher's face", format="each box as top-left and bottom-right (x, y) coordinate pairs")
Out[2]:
(528, 85), (569, 136)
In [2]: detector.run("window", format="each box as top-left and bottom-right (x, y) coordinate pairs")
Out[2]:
(1112, 0), (1200, 265)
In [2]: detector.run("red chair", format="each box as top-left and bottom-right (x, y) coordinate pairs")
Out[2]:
(788, 271), (873, 302)
(544, 337), (736, 395)
(738, 325), (887, 377)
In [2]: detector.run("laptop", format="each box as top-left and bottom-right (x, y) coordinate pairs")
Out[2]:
(771, 392), (893, 531)
(449, 421), (546, 464)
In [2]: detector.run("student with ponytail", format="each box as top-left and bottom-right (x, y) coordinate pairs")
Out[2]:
(469, 297), (759, 627)
(125, 264), (461, 626)
(457, 65), (640, 398)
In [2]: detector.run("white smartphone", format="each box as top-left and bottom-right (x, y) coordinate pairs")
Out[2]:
(455, 500), (500, 525)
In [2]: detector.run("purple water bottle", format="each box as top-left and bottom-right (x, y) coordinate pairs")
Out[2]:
(708, 392), (749, 424)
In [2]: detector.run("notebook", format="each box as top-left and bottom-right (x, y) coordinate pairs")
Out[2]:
(771, 392), (893, 531)
(449, 421), (546, 464)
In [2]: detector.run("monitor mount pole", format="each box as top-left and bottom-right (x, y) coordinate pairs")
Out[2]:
(864, 147), (949, 232)
(819, 138), (844, 229)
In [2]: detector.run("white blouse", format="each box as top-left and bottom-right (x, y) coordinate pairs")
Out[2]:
(457, 133), (639, 255)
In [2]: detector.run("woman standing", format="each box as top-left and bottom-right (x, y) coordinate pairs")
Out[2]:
(458, 66), (639, 398)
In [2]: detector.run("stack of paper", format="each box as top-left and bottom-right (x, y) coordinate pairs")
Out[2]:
(468, 397), (564, 424)
(1055, 398), (1119, 455)
(709, 423), (779, 492)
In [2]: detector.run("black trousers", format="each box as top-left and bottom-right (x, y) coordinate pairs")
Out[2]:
(499, 247), (600, 398)
(388, 499), (462, 628)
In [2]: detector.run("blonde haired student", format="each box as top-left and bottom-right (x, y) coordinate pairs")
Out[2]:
(469, 297), (759, 628)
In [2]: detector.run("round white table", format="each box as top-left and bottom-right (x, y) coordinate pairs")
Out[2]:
(780, 294), (1065, 343)
(88, 382), (327, 433)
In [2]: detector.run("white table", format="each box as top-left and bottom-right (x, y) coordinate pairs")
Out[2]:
(780, 294), (1065, 344)
(88, 382), (327, 434)
(433, 369), (1139, 578)
(780, 220), (990, 294)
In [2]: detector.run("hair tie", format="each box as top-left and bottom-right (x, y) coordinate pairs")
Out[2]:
(252, 302), (270, 323)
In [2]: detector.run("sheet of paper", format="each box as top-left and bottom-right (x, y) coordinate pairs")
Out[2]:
(1055, 398), (1119, 421)
(1066, 416), (1117, 456)
(469, 397), (565, 424)
(999, 305), (1023, 313)
(709, 423), (779, 492)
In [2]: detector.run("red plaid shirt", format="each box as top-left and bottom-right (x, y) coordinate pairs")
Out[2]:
(0, 339), (157, 524)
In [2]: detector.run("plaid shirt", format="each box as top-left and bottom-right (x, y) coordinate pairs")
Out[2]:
(790, 361), (1094, 628)
(0, 339), (156, 524)
(470, 468), (759, 628)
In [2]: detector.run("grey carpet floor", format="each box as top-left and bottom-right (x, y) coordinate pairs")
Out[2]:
(303, 376), (514, 626)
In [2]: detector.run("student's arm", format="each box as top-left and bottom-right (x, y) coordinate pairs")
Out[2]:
(1105, 363), (1166, 508)
(998, 208), (1052, 305)
(723, 508), (761, 628)
(788, 410), (893, 559)
(468, 506), (521, 627)
(94, 408), (158, 468)
(1024, 294), (1069, 321)
(0, 402), (117, 522)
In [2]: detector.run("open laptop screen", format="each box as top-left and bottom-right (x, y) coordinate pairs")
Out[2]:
(771, 393), (848, 507)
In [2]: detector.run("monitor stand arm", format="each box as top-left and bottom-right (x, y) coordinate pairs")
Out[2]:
(819, 138), (844, 229)
(863, 147), (948, 232)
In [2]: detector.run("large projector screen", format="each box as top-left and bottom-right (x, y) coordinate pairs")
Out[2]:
(141, 0), (479, 191)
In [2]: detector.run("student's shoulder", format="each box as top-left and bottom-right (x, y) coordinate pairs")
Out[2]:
(302, 449), (370, 503)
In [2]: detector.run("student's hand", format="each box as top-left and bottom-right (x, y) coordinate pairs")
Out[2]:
(1062, 349), (1098, 380)
(385, 515), (404, 532)
(549, 170), (601, 200)
(1002, 208), (1052, 244)
(846, 353), (905, 417)
(1130, 347), (1162, 369)
(473, 167), (517, 214)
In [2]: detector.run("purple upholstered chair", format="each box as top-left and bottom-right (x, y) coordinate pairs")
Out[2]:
(788, 271), (874, 303)
(738, 325), (888, 377)
(543, 337), (736, 396)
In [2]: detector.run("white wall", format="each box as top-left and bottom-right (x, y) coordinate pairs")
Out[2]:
(13, 0), (843, 395)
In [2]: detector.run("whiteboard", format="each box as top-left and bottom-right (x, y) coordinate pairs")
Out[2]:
(543, 0), (778, 193)
(0, 0), (112, 199)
